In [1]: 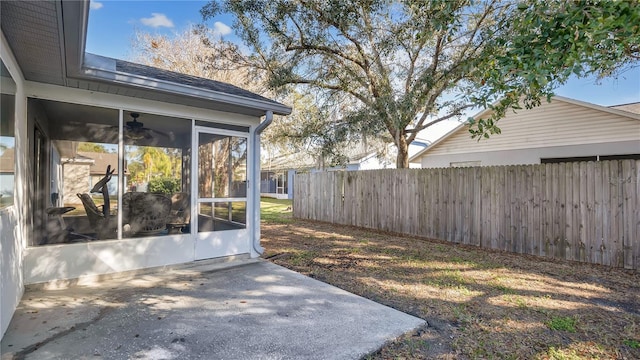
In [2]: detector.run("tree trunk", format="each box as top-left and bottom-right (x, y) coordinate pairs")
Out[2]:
(396, 136), (409, 168)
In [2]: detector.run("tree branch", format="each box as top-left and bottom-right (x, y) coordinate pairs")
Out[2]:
(285, 44), (365, 69)
(287, 77), (372, 106)
(407, 103), (473, 135)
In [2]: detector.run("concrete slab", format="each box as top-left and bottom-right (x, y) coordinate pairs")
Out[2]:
(1, 259), (425, 359)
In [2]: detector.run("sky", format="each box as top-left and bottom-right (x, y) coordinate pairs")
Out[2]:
(86, 0), (640, 109)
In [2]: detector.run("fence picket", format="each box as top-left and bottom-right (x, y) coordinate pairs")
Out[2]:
(610, 161), (622, 267)
(622, 160), (635, 269)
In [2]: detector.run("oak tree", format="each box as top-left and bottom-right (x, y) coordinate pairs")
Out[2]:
(202, 0), (639, 168)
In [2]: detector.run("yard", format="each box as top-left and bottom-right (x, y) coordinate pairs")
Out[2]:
(260, 198), (640, 359)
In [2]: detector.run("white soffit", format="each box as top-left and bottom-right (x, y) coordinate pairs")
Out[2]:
(0, 1), (66, 85)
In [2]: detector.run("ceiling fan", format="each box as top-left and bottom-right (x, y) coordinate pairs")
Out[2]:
(122, 112), (173, 141)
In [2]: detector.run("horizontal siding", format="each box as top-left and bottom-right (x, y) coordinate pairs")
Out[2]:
(427, 100), (640, 156)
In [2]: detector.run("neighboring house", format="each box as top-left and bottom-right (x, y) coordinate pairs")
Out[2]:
(409, 96), (640, 168)
(611, 102), (640, 114)
(260, 169), (296, 199)
(0, 148), (14, 200)
(260, 140), (428, 199)
(60, 151), (124, 204)
(0, 1), (291, 339)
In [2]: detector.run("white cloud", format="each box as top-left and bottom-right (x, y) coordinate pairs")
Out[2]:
(140, 13), (174, 28)
(90, 1), (103, 10)
(212, 21), (232, 37)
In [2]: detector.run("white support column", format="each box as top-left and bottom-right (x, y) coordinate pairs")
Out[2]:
(1, 29), (27, 339)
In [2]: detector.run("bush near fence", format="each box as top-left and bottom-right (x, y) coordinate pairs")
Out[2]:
(293, 160), (639, 270)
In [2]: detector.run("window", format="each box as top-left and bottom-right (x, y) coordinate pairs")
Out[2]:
(27, 100), (192, 245)
(0, 60), (16, 210)
(541, 154), (640, 164)
(600, 154), (640, 161)
(541, 156), (597, 164)
(122, 111), (192, 238)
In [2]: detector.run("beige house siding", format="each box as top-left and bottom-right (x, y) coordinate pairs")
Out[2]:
(63, 163), (90, 204)
(425, 99), (640, 157)
(421, 140), (639, 168)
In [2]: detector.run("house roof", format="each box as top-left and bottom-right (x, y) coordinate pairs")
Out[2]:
(408, 96), (640, 163)
(77, 152), (125, 175)
(114, 59), (274, 104)
(0, 1), (291, 117)
(264, 137), (395, 171)
(610, 102), (640, 114)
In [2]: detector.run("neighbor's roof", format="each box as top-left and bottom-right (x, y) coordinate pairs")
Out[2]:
(263, 137), (394, 170)
(0, 1), (291, 117)
(408, 96), (640, 163)
(610, 102), (640, 114)
(77, 152), (125, 175)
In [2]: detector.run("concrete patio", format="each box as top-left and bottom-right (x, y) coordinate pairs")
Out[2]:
(1, 259), (425, 359)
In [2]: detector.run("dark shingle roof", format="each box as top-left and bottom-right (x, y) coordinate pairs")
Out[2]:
(115, 59), (277, 105)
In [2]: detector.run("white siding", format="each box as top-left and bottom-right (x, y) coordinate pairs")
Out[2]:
(426, 99), (640, 156)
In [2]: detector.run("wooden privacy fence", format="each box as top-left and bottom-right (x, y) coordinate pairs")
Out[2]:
(293, 160), (639, 270)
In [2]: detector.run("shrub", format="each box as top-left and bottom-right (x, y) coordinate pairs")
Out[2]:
(148, 177), (180, 195)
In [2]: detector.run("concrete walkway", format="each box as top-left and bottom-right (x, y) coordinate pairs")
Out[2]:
(1, 259), (425, 359)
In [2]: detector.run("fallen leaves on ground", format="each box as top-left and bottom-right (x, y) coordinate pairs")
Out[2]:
(260, 203), (639, 359)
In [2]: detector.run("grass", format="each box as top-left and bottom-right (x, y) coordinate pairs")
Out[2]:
(547, 316), (577, 332)
(260, 197), (293, 224)
(624, 339), (640, 349)
(546, 346), (583, 360)
(0, 195), (14, 208)
(259, 205), (640, 359)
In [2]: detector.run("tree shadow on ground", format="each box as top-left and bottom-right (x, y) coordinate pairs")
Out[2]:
(262, 219), (640, 360)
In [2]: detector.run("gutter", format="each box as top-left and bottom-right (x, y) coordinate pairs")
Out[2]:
(252, 111), (274, 256)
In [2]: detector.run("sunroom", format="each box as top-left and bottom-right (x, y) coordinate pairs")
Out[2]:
(0, 0), (290, 338)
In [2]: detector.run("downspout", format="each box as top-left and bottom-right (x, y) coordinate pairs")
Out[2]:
(252, 111), (273, 256)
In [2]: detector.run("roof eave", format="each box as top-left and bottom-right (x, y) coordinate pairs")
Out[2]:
(77, 65), (292, 116)
(553, 96), (640, 121)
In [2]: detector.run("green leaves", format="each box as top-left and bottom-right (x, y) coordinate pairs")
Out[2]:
(467, 0), (639, 139)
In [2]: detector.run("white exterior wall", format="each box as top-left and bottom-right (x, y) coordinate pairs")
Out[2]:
(23, 235), (196, 284)
(416, 98), (640, 167)
(261, 193), (290, 199)
(355, 153), (395, 170)
(1, 31), (27, 338)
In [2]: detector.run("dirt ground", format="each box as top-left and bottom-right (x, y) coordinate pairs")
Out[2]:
(259, 200), (640, 360)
